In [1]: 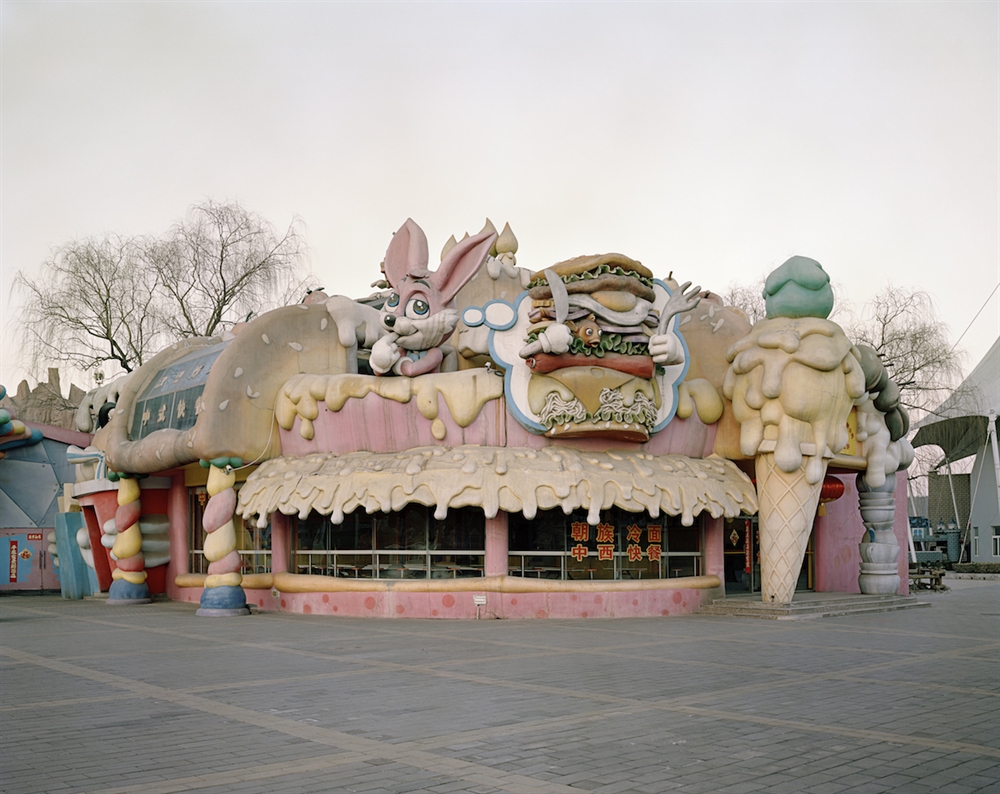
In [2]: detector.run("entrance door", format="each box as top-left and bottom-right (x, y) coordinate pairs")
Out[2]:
(1, 529), (59, 591)
(724, 517), (758, 593)
(723, 517), (814, 594)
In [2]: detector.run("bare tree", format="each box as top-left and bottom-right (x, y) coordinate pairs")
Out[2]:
(151, 200), (305, 337)
(12, 201), (308, 384)
(15, 235), (163, 374)
(720, 278), (767, 323)
(842, 285), (963, 418)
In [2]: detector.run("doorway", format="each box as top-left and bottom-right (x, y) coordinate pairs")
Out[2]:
(723, 517), (814, 595)
(1, 528), (59, 592)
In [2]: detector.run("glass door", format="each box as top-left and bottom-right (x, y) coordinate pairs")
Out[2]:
(723, 517), (757, 594)
(723, 516), (814, 594)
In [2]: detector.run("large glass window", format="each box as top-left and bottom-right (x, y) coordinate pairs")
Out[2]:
(293, 505), (485, 578)
(508, 508), (702, 580)
(239, 521), (272, 574)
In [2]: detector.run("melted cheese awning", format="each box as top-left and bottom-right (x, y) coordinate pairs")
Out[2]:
(237, 445), (758, 527)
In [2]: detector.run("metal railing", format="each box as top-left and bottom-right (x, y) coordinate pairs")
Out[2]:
(189, 549), (272, 575)
(507, 551), (701, 580)
(292, 550), (485, 579)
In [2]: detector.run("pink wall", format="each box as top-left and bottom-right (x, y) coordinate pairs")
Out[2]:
(166, 473), (189, 601)
(703, 516), (724, 578)
(239, 586), (714, 619)
(280, 394), (716, 459)
(813, 471), (909, 595)
(484, 514), (508, 576)
(281, 391), (503, 456)
(270, 512), (291, 573)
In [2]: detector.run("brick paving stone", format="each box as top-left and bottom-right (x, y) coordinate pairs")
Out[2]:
(841, 784), (891, 794)
(719, 781), (765, 794)
(936, 784), (981, 794)
(966, 775), (1000, 790)
(1, 584), (999, 794)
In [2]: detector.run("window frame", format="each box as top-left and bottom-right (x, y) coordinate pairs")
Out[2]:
(508, 507), (703, 581)
(293, 505), (486, 579)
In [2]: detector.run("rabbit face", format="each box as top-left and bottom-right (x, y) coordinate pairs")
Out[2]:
(378, 218), (496, 358)
(381, 290), (458, 351)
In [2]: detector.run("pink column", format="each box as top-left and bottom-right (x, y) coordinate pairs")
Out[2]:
(812, 507), (832, 593)
(270, 512), (291, 573)
(167, 473), (189, 585)
(703, 516), (725, 578)
(483, 513), (508, 576)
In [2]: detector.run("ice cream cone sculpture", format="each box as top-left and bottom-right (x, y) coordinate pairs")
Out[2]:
(753, 452), (825, 603)
(723, 258), (867, 603)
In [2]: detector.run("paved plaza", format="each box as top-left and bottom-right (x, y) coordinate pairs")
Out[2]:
(1, 583), (998, 794)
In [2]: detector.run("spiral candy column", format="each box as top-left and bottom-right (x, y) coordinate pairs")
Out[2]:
(107, 475), (150, 604)
(197, 458), (250, 616)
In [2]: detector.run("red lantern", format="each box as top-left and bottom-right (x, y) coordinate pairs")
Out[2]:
(751, 475), (845, 504)
(819, 475), (845, 504)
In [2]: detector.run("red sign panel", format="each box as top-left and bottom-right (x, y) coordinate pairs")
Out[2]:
(9, 541), (18, 582)
(26, 533), (42, 541)
(744, 521), (752, 573)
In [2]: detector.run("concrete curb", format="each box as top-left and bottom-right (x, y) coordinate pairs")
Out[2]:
(946, 572), (1000, 580)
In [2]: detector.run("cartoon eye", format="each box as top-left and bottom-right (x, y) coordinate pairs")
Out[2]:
(386, 293), (399, 308)
(405, 299), (430, 319)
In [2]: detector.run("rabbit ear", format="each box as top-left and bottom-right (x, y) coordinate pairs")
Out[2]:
(431, 229), (497, 305)
(383, 218), (430, 286)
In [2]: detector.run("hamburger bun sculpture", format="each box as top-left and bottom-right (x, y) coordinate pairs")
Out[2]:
(516, 254), (701, 441)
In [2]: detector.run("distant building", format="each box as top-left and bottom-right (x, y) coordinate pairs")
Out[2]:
(913, 338), (1000, 565)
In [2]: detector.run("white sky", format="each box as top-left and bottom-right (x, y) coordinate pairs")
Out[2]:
(2, 0), (997, 393)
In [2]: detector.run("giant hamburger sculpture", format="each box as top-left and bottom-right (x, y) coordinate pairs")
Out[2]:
(515, 253), (700, 441)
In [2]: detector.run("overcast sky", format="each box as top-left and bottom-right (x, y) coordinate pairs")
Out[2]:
(2, 0), (997, 394)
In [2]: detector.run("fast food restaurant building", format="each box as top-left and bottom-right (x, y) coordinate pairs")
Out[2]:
(72, 220), (911, 617)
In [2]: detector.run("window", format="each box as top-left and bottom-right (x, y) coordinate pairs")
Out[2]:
(972, 527), (979, 558)
(993, 527), (1000, 558)
(239, 520), (271, 574)
(189, 486), (271, 574)
(293, 505), (485, 578)
(508, 508), (701, 580)
(188, 490), (207, 573)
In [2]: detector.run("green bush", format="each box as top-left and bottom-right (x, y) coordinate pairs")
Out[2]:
(953, 562), (1000, 574)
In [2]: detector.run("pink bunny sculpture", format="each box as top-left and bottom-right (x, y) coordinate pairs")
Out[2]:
(370, 219), (497, 376)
